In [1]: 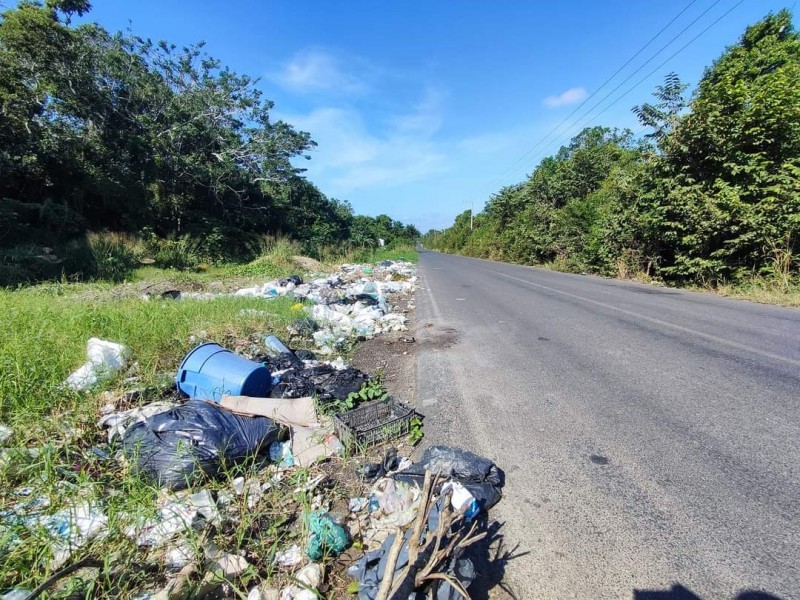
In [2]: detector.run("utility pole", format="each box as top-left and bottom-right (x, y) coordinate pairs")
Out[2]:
(470, 200), (474, 231)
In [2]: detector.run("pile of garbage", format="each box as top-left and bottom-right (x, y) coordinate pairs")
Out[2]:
(155, 260), (417, 356)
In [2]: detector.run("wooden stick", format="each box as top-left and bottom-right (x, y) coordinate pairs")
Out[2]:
(376, 528), (407, 600)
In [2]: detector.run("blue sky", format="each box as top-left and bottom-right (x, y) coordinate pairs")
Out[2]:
(78, 1), (793, 232)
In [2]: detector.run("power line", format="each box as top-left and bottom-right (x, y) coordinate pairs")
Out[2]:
(473, 0), (704, 199)
(533, 0), (746, 160)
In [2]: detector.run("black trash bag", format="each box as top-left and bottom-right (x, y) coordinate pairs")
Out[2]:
(376, 260), (394, 268)
(268, 364), (368, 401)
(394, 446), (504, 510)
(306, 365), (368, 401)
(123, 400), (280, 490)
(253, 352), (304, 372)
(278, 274), (303, 286)
(341, 293), (379, 307)
(269, 369), (315, 399)
(294, 349), (317, 361)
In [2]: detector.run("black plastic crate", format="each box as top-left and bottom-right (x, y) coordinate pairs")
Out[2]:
(334, 397), (415, 447)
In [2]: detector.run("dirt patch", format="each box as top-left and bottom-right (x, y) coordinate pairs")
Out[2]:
(292, 255), (324, 272)
(351, 290), (417, 406)
(417, 322), (460, 350)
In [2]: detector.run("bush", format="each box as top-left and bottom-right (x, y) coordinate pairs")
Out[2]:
(87, 232), (139, 282)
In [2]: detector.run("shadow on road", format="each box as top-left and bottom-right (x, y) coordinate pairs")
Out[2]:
(634, 584), (786, 599)
(465, 519), (529, 599)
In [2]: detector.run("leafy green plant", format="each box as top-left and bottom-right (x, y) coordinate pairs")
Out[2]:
(407, 416), (424, 446)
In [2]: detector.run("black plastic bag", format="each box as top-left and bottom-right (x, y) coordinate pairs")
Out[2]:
(269, 364), (368, 401)
(306, 365), (368, 401)
(269, 369), (315, 399)
(123, 400), (280, 490)
(394, 446), (504, 510)
(278, 274), (303, 286)
(253, 352), (304, 372)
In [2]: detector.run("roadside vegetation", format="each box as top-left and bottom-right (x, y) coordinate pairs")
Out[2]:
(0, 246), (417, 596)
(423, 10), (800, 307)
(0, 0), (418, 288)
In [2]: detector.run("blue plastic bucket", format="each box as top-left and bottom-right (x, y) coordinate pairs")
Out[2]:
(176, 343), (272, 402)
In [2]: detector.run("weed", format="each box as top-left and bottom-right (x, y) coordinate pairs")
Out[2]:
(407, 416), (424, 446)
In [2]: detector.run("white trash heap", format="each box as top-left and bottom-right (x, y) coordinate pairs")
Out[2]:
(234, 260), (417, 355)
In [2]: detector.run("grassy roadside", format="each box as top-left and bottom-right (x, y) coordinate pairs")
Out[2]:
(0, 251), (417, 597)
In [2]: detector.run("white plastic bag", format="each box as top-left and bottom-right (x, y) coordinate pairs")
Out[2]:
(65, 338), (130, 390)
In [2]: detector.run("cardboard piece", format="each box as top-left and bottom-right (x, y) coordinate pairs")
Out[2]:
(219, 395), (340, 467)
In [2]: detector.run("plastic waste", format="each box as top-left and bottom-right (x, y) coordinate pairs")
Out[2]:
(65, 338), (130, 391)
(39, 502), (108, 568)
(393, 445), (504, 511)
(277, 275), (303, 286)
(367, 478), (421, 530)
(0, 424), (12, 446)
(306, 511), (348, 560)
(280, 563), (322, 600)
(357, 448), (399, 483)
(123, 400), (280, 490)
(269, 440), (294, 468)
(126, 489), (220, 547)
(348, 497), (369, 513)
(176, 343), (273, 401)
(264, 335), (292, 356)
(0, 590), (33, 600)
(98, 401), (174, 443)
(274, 543), (304, 567)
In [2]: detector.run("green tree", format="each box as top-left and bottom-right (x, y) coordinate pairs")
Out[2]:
(645, 10), (800, 283)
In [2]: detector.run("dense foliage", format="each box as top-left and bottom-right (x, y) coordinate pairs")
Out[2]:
(0, 1), (418, 284)
(425, 10), (800, 287)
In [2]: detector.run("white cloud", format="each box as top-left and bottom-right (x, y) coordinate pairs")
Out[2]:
(542, 86), (587, 108)
(272, 49), (366, 94)
(280, 88), (447, 194)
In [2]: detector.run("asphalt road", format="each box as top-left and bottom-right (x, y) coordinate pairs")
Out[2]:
(414, 250), (800, 600)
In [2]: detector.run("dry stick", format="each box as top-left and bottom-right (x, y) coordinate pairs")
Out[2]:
(376, 528), (408, 600)
(424, 573), (471, 599)
(387, 471), (436, 595)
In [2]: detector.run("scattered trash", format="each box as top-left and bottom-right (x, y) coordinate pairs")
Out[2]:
(0, 590), (33, 600)
(394, 445), (504, 511)
(351, 456), (499, 600)
(367, 478), (421, 531)
(176, 342), (273, 401)
(277, 275), (303, 287)
(205, 543), (251, 579)
(65, 338), (130, 391)
(348, 497), (369, 513)
(306, 510), (348, 559)
(0, 423), (12, 446)
(274, 543), (304, 568)
(98, 401), (174, 443)
(126, 489), (220, 547)
(269, 441), (295, 468)
(21, 501), (109, 568)
(123, 400), (280, 490)
(280, 563), (322, 600)
(357, 448), (399, 483)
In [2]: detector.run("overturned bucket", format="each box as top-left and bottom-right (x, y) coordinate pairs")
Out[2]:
(176, 343), (272, 401)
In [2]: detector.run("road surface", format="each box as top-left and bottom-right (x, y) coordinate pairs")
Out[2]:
(414, 251), (800, 599)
